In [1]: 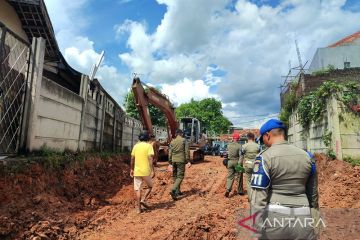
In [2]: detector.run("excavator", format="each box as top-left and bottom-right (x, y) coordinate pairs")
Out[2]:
(131, 77), (205, 162)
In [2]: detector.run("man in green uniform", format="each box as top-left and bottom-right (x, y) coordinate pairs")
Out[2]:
(241, 132), (260, 198)
(225, 134), (244, 197)
(250, 119), (319, 239)
(169, 129), (191, 200)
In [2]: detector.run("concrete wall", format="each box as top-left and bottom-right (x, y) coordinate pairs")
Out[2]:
(30, 77), (83, 151)
(23, 37), (146, 153)
(338, 104), (360, 159)
(27, 73), (145, 152)
(309, 46), (360, 73)
(288, 96), (360, 160)
(82, 97), (103, 151)
(121, 116), (143, 151)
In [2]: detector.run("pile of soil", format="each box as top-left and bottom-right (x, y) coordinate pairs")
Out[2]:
(0, 154), (131, 240)
(0, 153), (359, 240)
(315, 154), (360, 208)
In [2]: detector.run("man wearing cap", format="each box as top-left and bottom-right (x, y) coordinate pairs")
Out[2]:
(241, 132), (260, 198)
(250, 119), (319, 239)
(169, 129), (191, 200)
(130, 131), (155, 214)
(225, 134), (244, 197)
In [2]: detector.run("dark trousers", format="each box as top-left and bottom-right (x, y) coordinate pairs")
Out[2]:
(172, 162), (185, 194)
(226, 159), (244, 193)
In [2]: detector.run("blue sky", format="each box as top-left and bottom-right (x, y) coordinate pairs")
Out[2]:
(44, 0), (360, 128)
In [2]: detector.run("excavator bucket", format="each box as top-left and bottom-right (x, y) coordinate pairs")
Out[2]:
(191, 149), (204, 162)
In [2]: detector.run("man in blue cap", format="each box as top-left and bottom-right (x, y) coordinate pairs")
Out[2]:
(250, 119), (319, 239)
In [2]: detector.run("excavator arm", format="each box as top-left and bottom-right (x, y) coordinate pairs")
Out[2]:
(132, 77), (178, 139)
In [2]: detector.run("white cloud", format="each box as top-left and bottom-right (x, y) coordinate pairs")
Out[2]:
(45, 0), (130, 105)
(118, 0), (360, 124)
(46, 0), (360, 127)
(160, 78), (218, 106)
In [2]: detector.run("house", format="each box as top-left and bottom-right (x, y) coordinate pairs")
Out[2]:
(0, 0), (143, 155)
(309, 31), (360, 73)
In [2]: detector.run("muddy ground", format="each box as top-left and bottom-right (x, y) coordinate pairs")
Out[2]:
(0, 154), (359, 240)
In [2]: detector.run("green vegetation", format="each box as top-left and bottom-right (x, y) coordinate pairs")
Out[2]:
(297, 81), (359, 128)
(280, 81), (360, 128)
(124, 90), (167, 127)
(279, 91), (297, 126)
(343, 156), (360, 166)
(321, 131), (332, 148)
(176, 98), (232, 135)
(0, 145), (127, 176)
(125, 89), (232, 135)
(327, 149), (337, 160)
(279, 81), (299, 126)
(311, 64), (336, 76)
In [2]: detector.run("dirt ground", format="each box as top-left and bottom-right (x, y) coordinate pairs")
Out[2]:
(0, 154), (359, 240)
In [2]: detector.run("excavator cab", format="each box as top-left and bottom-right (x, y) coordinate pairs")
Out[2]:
(179, 117), (201, 144)
(179, 117), (205, 162)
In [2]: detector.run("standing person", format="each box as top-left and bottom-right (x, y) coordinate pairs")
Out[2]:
(250, 119), (318, 239)
(149, 134), (160, 167)
(130, 132), (155, 214)
(225, 134), (244, 197)
(241, 132), (260, 198)
(168, 129), (191, 200)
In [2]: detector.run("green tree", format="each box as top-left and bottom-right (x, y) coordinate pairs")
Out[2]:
(176, 98), (232, 135)
(124, 91), (167, 127)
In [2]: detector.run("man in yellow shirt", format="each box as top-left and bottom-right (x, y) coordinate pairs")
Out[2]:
(130, 131), (155, 213)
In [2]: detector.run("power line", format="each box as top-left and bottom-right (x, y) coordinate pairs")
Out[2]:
(233, 115), (279, 125)
(227, 113), (279, 119)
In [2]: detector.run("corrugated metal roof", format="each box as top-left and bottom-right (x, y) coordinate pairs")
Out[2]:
(8, 0), (60, 61)
(328, 31), (360, 48)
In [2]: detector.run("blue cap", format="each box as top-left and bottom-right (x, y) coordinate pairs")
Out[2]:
(259, 119), (286, 143)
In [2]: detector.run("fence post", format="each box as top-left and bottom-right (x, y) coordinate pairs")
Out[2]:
(19, 40), (33, 152)
(328, 96), (343, 160)
(99, 94), (106, 151)
(26, 37), (45, 152)
(78, 75), (89, 151)
(113, 109), (117, 152)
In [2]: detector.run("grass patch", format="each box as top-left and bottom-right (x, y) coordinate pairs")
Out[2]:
(344, 156), (360, 167)
(0, 145), (129, 175)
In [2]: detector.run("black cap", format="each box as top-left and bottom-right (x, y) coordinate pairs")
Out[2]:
(176, 129), (183, 135)
(139, 131), (150, 141)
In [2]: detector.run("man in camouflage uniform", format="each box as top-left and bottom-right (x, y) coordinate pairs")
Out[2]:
(250, 119), (319, 239)
(225, 134), (244, 197)
(169, 129), (191, 200)
(241, 132), (260, 198)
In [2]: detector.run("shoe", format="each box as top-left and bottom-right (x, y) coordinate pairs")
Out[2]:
(140, 201), (150, 209)
(178, 191), (184, 196)
(238, 192), (245, 196)
(224, 191), (230, 198)
(170, 191), (178, 201)
(136, 207), (142, 214)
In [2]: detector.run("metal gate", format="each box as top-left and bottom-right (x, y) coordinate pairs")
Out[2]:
(0, 23), (31, 155)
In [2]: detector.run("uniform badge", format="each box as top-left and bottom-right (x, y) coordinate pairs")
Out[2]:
(251, 156), (270, 189)
(253, 162), (260, 173)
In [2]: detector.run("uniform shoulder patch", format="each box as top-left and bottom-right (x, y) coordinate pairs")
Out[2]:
(251, 156), (270, 189)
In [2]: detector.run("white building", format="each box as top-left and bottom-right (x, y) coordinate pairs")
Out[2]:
(309, 31), (360, 73)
